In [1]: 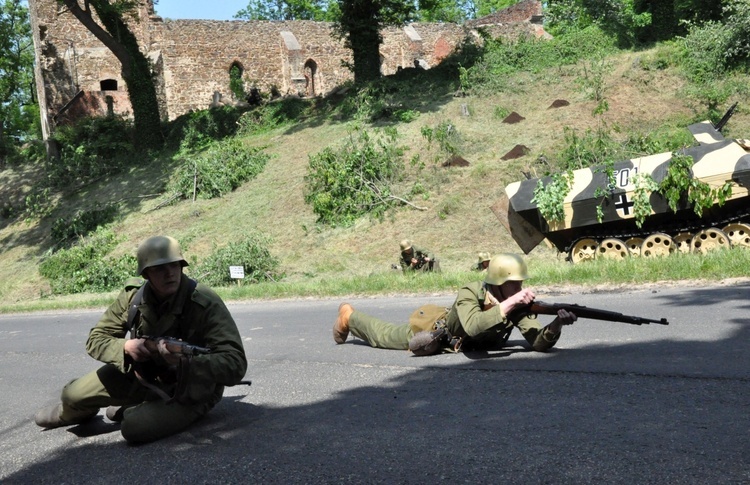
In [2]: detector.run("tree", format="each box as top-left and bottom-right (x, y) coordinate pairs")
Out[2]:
(60, 0), (163, 149)
(0, 0), (37, 158)
(416, 0), (469, 22)
(334, 0), (415, 84)
(234, 0), (339, 20)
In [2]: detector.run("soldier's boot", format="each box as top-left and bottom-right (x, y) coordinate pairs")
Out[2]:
(34, 403), (96, 429)
(333, 303), (354, 344)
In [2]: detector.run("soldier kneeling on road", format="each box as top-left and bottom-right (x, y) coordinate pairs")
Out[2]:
(34, 236), (249, 443)
(333, 253), (577, 355)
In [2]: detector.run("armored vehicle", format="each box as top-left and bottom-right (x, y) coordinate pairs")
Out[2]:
(492, 105), (750, 263)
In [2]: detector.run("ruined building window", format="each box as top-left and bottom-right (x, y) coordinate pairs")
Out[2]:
(304, 60), (317, 97)
(100, 79), (118, 91)
(229, 62), (245, 100)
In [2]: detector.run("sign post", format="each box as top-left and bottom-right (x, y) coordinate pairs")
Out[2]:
(229, 266), (245, 286)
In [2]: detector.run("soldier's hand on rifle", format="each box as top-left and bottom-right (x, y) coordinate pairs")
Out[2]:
(155, 339), (183, 366)
(500, 288), (535, 315)
(124, 338), (152, 362)
(547, 308), (577, 334)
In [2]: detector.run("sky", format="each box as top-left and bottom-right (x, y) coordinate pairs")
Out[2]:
(154, 0), (250, 21)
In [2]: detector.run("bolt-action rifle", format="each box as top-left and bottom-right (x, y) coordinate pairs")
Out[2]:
(513, 301), (669, 325)
(141, 336), (210, 356)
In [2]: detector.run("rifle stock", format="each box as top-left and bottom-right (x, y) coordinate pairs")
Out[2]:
(519, 301), (669, 326)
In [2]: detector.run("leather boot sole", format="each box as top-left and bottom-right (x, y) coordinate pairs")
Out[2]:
(333, 302), (353, 344)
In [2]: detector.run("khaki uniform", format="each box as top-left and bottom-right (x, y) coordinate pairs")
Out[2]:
(59, 274), (247, 443)
(349, 280), (559, 352)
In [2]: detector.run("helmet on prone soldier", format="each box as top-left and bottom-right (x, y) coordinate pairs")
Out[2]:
(400, 239), (412, 252)
(485, 253), (528, 286)
(136, 235), (188, 276)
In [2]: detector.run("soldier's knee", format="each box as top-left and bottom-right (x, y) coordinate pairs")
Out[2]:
(60, 378), (84, 407)
(120, 418), (160, 444)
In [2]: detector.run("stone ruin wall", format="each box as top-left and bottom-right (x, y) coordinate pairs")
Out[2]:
(27, 0), (544, 137)
(152, 19), (356, 119)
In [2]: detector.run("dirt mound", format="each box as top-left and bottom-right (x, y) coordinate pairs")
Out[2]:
(501, 145), (530, 160)
(502, 112), (525, 124)
(443, 155), (470, 167)
(549, 99), (570, 108)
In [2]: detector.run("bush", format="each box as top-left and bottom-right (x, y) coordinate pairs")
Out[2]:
(193, 233), (282, 286)
(39, 227), (137, 294)
(421, 120), (462, 157)
(168, 138), (270, 200)
(48, 116), (134, 187)
(461, 27), (616, 95)
(304, 126), (406, 227)
(236, 98), (314, 135)
(165, 106), (246, 151)
(50, 202), (119, 247)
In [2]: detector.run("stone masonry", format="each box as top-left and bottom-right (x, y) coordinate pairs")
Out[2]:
(27, 0), (545, 139)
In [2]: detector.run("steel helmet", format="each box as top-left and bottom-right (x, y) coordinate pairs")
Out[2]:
(136, 236), (188, 275)
(484, 253), (528, 285)
(476, 252), (491, 264)
(400, 239), (412, 252)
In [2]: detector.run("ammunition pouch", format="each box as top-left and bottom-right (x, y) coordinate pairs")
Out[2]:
(409, 304), (449, 333)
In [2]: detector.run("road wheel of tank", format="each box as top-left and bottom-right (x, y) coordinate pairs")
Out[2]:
(722, 223), (750, 248)
(641, 233), (675, 257)
(569, 238), (598, 264)
(625, 238), (643, 257)
(597, 238), (629, 260)
(672, 232), (693, 254)
(691, 228), (732, 254)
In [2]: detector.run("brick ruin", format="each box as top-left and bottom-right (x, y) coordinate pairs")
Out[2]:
(27, 0), (545, 140)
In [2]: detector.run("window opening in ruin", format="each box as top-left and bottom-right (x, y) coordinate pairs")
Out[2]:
(100, 79), (118, 91)
(229, 62), (246, 100)
(303, 60), (317, 97)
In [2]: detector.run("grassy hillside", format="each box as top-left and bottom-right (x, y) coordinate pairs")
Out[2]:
(1, 47), (748, 306)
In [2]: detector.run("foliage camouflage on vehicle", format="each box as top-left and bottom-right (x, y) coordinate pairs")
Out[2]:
(492, 106), (750, 263)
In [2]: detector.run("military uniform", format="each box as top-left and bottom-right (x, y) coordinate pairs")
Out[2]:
(57, 274), (247, 443)
(349, 280), (559, 352)
(400, 245), (438, 272)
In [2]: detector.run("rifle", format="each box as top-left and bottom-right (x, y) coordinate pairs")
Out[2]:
(513, 301), (669, 325)
(141, 336), (210, 356)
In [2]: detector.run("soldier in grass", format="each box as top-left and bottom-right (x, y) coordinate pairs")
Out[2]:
(474, 252), (491, 271)
(399, 239), (440, 272)
(34, 236), (248, 443)
(334, 253), (577, 355)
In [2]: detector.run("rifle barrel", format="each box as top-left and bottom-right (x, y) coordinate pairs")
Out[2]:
(529, 301), (669, 325)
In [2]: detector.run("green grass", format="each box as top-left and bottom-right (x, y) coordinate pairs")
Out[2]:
(2, 248), (746, 314)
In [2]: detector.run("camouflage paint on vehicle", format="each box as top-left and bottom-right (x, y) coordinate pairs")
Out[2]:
(492, 111), (750, 262)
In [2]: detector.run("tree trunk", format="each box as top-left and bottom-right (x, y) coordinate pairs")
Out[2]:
(60, 0), (163, 149)
(351, 28), (382, 84)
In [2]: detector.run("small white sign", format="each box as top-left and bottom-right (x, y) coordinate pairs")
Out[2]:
(229, 266), (245, 279)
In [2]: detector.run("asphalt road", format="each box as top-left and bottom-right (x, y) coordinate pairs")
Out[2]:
(0, 282), (748, 484)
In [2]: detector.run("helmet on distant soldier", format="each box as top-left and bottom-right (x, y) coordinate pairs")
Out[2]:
(136, 236), (188, 275)
(400, 239), (412, 252)
(485, 253), (528, 286)
(477, 252), (491, 264)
